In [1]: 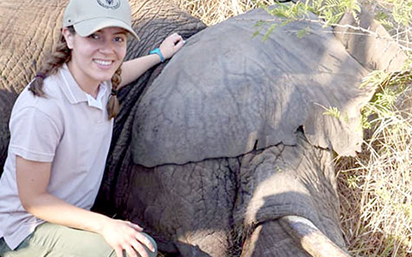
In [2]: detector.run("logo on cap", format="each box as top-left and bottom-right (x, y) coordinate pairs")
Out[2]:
(97, 0), (120, 9)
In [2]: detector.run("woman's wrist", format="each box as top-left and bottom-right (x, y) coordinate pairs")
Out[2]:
(149, 48), (165, 62)
(87, 212), (112, 234)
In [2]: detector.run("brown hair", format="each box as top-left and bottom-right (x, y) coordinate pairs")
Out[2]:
(29, 27), (73, 96)
(29, 26), (121, 119)
(107, 68), (121, 119)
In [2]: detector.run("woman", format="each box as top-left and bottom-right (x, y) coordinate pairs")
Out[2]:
(0, 0), (184, 256)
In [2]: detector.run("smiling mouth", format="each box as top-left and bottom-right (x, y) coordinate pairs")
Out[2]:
(94, 59), (113, 66)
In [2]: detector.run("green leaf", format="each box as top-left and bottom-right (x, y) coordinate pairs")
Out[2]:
(323, 106), (341, 118)
(296, 26), (311, 38)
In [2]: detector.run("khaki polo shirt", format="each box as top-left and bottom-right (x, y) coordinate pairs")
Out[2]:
(0, 64), (114, 250)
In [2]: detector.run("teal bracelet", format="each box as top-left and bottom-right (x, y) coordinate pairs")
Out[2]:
(149, 48), (165, 62)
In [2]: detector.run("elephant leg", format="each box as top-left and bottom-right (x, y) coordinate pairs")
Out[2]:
(114, 154), (240, 256)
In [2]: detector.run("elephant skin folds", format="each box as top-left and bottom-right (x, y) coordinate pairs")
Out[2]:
(101, 4), (373, 257)
(131, 8), (374, 168)
(110, 131), (344, 256)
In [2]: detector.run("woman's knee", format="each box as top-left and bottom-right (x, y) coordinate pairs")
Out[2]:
(3, 223), (158, 257)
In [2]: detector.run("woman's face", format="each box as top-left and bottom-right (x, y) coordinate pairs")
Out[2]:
(63, 27), (128, 89)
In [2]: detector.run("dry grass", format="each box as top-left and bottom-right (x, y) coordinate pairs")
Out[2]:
(172, 0), (279, 25)
(337, 0), (412, 253)
(170, 0), (412, 256)
(337, 75), (412, 256)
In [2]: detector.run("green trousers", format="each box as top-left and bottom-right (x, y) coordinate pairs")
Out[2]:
(0, 222), (157, 257)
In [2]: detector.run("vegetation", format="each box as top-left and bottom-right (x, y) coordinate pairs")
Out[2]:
(172, 0), (412, 256)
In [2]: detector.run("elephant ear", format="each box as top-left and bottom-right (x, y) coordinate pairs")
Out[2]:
(334, 6), (407, 73)
(131, 8), (375, 168)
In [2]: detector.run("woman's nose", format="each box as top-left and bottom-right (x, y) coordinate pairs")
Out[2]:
(99, 39), (115, 53)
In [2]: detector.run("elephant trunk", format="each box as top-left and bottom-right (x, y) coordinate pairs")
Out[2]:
(279, 216), (350, 257)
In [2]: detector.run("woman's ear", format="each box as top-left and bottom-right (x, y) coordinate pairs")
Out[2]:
(62, 27), (74, 49)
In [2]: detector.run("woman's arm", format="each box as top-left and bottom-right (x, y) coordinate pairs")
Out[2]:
(119, 33), (185, 89)
(16, 156), (154, 257)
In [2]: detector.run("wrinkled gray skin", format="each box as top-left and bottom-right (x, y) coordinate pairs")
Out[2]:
(0, 0), (407, 256)
(98, 5), (406, 257)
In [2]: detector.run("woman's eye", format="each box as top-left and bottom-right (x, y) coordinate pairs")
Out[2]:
(89, 34), (100, 40)
(114, 36), (125, 42)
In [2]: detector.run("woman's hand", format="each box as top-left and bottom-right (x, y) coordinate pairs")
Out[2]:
(159, 33), (185, 60)
(100, 218), (155, 257)
(119, 32), (185, 88)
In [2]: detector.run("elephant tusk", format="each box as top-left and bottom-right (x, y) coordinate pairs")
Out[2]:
(279, 215), (350, 257)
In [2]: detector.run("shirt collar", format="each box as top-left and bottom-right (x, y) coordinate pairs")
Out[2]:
(86, 85), (107, 110)
(59, 63), (110, 110)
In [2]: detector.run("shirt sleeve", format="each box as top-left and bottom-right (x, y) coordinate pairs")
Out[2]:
(9, 106), (62, 162)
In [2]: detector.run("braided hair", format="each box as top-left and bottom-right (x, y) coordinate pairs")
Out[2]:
(29, 27), (74, 96)
(107, 67), (121, 119)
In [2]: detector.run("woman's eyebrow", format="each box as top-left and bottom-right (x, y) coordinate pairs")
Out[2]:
(113, 30), (128, 35)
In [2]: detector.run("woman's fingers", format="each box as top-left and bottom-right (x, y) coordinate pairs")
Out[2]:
(135, 232), (156, 253)
(168, 32), (182, 42)
(173, 39), (185, 52)
(125, 243), (148, 257)
(129, 222), (144, 232)
(159, 33), (185, 59)
(130, 238), (150, 257)
(115, 247), (124, 257)
(173, 35), (185, 49)
(125, 224), (155, 256)
(120, 232), (153, 257)
(102, 219), (155, 257)
(171, 34), (183, 45)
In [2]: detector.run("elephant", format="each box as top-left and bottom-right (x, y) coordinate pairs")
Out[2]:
(0, 0), (407, 256)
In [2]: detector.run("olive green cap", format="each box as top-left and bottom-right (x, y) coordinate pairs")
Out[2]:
(63, 0), (139, 40)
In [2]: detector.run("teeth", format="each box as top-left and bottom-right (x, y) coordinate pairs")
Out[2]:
(94, 59), (112, 66)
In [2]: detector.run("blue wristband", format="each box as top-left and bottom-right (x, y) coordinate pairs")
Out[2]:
(149, 48), (165, 62)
